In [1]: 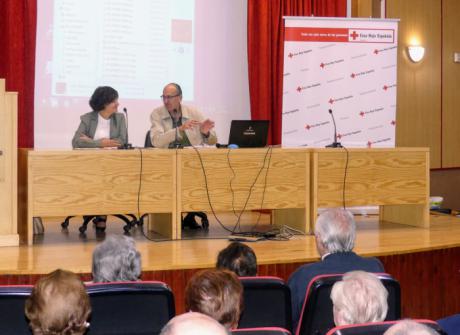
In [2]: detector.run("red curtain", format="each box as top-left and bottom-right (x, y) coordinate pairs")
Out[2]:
(247, 0), (347, 145)
(0, 0), (36, 148)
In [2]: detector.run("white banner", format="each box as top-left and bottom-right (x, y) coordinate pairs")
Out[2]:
(282, 17), (398, 148)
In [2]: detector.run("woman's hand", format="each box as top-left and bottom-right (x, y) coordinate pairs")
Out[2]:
(100, 138), (121, 147)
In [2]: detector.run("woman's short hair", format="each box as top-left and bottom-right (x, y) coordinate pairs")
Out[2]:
(216, 242), (257, 276)
(314, 208), (356, 254)
(92, 235), (142, 282)
(331, 271), (388, 326)
(25, 269), (91, 335)
(89, 86), (118, 111)
(185, 269), (243, 329)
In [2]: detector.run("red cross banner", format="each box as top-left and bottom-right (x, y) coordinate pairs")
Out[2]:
(282, 17), (399, 148)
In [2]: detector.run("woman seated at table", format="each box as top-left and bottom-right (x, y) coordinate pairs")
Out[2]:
(72, 86), (127, 148)
(72, 86), (127, 230)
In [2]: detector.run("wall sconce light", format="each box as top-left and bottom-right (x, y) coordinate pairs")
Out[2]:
(407, 45), (425, 62)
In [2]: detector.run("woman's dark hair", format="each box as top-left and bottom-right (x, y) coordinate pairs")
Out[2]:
(216, 242), (257, 277)
(89, 86), (119, 111)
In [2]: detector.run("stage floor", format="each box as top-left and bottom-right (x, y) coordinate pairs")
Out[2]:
(1, 211), (460, 276)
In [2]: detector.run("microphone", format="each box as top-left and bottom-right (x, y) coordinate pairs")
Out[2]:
(326, 109), (343, 148)
(120, 107), (133, 149)
(171, 109), (183, 149)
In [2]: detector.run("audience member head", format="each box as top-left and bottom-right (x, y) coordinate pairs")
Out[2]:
(384, 320), (440, 335)
(92, 235), (142, 282)
(160, 312), (229, 335)
(216, 242), (257, 276)
(314, 208), (356, 256)
(331, 270), (388, 326)
(185, 269), (243, 329)
(25, 269), (91, 335)
(89, 86), (119, 112)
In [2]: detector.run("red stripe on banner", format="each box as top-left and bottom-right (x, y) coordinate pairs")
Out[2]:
(285, 27), (349, 42)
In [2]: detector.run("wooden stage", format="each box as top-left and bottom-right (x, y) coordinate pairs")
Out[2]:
(0, 212), (459, 320)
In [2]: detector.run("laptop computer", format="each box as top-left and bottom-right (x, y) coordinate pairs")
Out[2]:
(228, 120), (269, 148)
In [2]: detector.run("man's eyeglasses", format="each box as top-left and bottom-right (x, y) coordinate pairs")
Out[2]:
(161, 94), (180, 101)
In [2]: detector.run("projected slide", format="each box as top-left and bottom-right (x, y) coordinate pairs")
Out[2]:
(52, 0), (194, 100)
(35, 0), (250, 148)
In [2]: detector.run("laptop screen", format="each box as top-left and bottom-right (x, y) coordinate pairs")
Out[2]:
(228, 120), (269, 148)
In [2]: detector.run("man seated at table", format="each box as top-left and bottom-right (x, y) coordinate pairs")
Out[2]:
(150, 83), (217, 229)
(288, 208), (385, 331)
(150, 83), (217, 148)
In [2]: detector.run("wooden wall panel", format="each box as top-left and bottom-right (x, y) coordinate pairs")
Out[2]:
(386, 0), (441, 168)
(441, 0), (460, 167)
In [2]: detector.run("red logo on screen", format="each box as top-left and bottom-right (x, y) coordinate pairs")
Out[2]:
(328, 98), (334, 104)
(350, 31), (359, 40)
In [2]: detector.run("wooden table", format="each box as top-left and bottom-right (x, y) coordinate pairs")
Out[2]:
(19, 147), (429, 244)
(19, 149), (176, 244)
(310, 148), (430, 228)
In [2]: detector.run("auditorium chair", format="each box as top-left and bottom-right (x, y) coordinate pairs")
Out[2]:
(296, 273), (401, 335)
(0, 285), (33, 334)
(238, 276), (292, 332)
(85, 281), (175, 335)
(233, 327), (292, 335)
(324, 319), (446, 335)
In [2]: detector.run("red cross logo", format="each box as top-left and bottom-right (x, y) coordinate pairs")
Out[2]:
(288, 53), (293, 58)
(328, 98), (334, 104)
(305, 124), (311, 130)
(351, 73), (356, 78)
(320, 63), (325, 68)
(350, 31), (359, 40)
(367, 141), (372, 148)
(297, 86), (302, 93)
(391, 120), (396, 126)
(383, 85), (388, 91)
(360, 111), (365, 117)
(337, 133), (342, 139)
(374, 49), (379, 55)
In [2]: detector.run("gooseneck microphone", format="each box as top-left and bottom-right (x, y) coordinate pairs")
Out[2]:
(326, 109), (343, 148)
(120, 107), (133, 149)
(171, 109), (183, 149)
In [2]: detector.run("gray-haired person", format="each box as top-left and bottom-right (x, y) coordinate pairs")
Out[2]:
(288, 208), (385, 331)
(160, 312), (230, 335)
(331, 271), (388, 326)
(384, 320), (440, 335)
(92, 235), (142, 282)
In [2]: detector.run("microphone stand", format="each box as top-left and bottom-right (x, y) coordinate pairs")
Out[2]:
(120, 107), (133, 149)
(326, 109), (343, 148)
(171, 109), (183, 149)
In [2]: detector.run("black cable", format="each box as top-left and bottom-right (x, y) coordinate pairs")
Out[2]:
(229, 146), (273, 234)
(252, 146), (273, 230)
(191, 145), (235, 233)
(226, 148), (239, 219)
(137, 148), (143, 218)
(342, 145), (349, 209)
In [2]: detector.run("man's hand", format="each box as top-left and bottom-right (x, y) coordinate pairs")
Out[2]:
(179, 119), (200, 131)
(200, 119), (215, 135)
